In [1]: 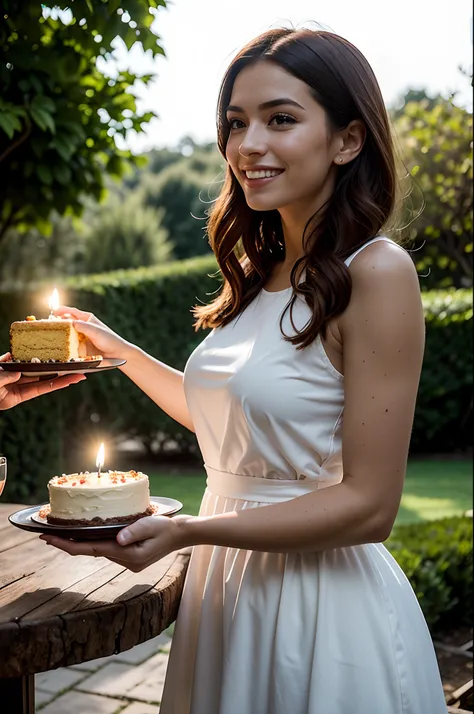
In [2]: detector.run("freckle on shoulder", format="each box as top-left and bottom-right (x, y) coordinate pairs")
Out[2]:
(349, 240), (413, 275)
(349, 241), (418, 290)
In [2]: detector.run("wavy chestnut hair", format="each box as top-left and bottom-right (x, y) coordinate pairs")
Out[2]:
(193, 28), (401, 348)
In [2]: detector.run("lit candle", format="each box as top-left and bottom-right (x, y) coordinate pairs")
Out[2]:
(48, 288), (60, 319)
(96, 442), (105, 479)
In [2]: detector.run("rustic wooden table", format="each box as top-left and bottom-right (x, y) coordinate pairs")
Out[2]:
(0, 503), (189, 714)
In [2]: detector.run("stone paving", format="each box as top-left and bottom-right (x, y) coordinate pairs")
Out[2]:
(35, 629), (173, 713)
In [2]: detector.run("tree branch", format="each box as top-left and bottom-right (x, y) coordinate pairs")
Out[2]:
(0, 119), (31, 164)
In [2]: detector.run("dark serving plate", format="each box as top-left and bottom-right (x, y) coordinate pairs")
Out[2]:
(0, 357), (126, 378)
(9, 496), (183, 540)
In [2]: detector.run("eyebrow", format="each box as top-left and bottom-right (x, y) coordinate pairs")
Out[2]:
(226, 98), (305, 113)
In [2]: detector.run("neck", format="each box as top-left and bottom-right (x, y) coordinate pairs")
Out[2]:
(277, 171), (337, 265)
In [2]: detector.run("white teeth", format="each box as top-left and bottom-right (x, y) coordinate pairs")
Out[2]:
(245, 169), (282, 179)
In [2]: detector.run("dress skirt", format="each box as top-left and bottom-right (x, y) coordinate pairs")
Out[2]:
(159, 469), (446, 714)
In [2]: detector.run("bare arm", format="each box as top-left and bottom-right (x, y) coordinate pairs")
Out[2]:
(53, 307), (195, 432)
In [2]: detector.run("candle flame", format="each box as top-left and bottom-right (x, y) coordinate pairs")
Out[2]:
(48, 288), (60, 313)
(96, 443), (105, 471)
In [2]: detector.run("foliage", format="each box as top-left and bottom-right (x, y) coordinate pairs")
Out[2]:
(123, 146), (183, 189)
(386, 516), (473, 631)
(394, 97), (473, 289)
(0, 212), (84, 290)
(391, 87), (446, 118)
(0, 257), (471, 501)
(413, 289), (473, 451)
(0, 0), (166, 241)
(0, 395), (62, 502)
(80, 193), (173, 273)
(138, 148), (224, 260)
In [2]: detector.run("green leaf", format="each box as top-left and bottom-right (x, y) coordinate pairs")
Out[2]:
(58, 120), (87, 142)
(30, 107), (55, 134)
(53, 163), (72, 185)
(32, 94), (56, 114)
(49, 136), (74, 161)
(36, 164), (53, 185)
(0, 112), (19, 139)
(30, 75), (43, 94)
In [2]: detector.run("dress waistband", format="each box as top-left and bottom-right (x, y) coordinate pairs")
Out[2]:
(204, 465), (321, 503)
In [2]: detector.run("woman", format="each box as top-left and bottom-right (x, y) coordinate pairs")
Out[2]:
(42, 29), (447, 714)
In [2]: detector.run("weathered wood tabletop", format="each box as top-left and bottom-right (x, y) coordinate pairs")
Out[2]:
(0, 502), (189, 713)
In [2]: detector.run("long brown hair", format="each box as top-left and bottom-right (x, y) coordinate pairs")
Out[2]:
(193, 28), (401, 348)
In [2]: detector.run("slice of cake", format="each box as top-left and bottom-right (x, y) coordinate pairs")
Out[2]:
(10, 315), (88, 362)
(44, 470), (154, 525)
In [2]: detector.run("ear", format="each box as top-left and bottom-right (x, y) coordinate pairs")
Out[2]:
(334, 120), (366, 166)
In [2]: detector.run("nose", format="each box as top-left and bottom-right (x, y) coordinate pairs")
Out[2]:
(238, 122), (267, 158)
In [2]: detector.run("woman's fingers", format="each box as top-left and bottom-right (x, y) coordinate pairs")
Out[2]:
(72, 321), (111, 352)
(18, 374), (86, 402)
(0, 352), (12, 363)
(116, 516), (165, 545)
(54, 305), (98, 324)
(72, 320), (126, 359)
(16, 376), (42, 384)
(0, 370), (21, 386)
(40, 535), (136, 559)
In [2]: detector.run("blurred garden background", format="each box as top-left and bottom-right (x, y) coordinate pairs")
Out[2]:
(0, 0), (472, 701)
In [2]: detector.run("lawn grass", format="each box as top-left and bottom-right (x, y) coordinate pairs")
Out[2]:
(148, 458), (472, 525)
(395, 458), (472, 525)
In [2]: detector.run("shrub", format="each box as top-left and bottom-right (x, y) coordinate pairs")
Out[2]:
(386, 516), (473, 632)
(414, 289), (473, 451)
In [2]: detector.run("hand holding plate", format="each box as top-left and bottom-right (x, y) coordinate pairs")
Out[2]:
(40, 514), (192, 571)
(0, 352), (86, 410)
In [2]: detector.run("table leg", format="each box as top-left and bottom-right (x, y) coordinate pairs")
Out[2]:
(0, 674), (35, 714)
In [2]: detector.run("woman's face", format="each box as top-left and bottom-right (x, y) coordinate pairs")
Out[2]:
(225, 61), (342, 214)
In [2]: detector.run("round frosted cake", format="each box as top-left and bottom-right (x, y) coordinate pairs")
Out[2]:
(43, 470), (154, 525)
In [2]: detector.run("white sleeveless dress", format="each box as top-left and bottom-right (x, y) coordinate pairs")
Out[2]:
(159, 236), (446, 714)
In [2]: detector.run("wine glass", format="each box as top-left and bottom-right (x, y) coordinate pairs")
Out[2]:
(0, 456), (6, 497)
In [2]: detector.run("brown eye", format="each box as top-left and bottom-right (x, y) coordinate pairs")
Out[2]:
(229, 118), (246, 130)
(269, 113), (296, 126)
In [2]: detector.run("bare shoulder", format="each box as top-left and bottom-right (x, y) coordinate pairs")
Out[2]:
(340, 241), (423, 336)
(349, 240), (419, 290)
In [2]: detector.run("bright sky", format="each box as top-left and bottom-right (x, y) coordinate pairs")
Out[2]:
(111, 0), (473, 153)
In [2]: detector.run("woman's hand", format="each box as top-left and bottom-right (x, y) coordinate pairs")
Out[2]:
(54, 305), (131, 360)
(39, 514), (192, 572)
(0, 353), (86, 410)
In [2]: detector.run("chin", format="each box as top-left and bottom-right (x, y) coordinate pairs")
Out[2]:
(244, 194), (282, 212)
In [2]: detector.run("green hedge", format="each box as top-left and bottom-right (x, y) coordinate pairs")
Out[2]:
(386, 516), (473, 632)
(0, 256), (472, 502)
(413, 290), (473, 451)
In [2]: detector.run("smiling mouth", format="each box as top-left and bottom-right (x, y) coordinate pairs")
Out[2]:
(243, 169), (285, 184)
(244, 169), (284, 179)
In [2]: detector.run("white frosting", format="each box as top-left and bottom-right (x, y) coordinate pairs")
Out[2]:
(48, 470), (150, 521)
